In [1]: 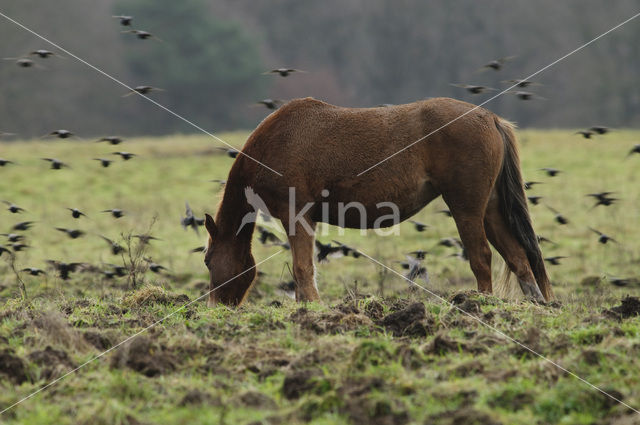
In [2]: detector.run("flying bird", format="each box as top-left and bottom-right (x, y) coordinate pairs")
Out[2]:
(30, 49), (60, 58)
(97, 136), (123, 145)
(121, 30), (160, 40)
(42, 158), (68, 169)
(544, 256), (567, 266)
(524, 181), (543, 190)
(55, 228), (85, 239)
(263, 68), (306, 77)
(314, 240), (343, 262)
(12, 221), (34, 231)
(1, 233), (24, 242)
(112, 15), (133, 26)
(133, 234), (161, 245)
(0, 159), (16, 166)
(217, 147), (239, 158)
(102, 209), (125, 218)
(45, 129), (74, 139)
(587, 192), (618, 208)
(588, 228), (617, 244)
(536, 235), (555, 245)
(123, 86), (164, 96)
(546, 206), (569, 225)
(181, 202), (203, 235)
(256, 226), (283, 245)
(112, 152), (136, 160)
(46, 260), (84, 280)
(450, 84), (496, 94)
(100, 236), (126, 255)
(256, 99), (284, 110)
(331, 240), (361, 258)
(437, 209), (453, 217)
(508, 91), (544, 101)
(94, 158), (113, 168)
(626, 144), (640, 158)
(397, 256), (429, 283)
(67, 208), (87, 219)
(480, 56), (515, 71)
(540, 167), (561, 177)
(0, 245), (11, 257)
(527, 196), (543, 205)
(503, 79), (539, 88)
(21, 267), (46, 276)
(575, 130), (594, 139)
(589, 126), (609, 135)
(407, 250), (428, 260)
(3, 201), (25, 213)
(11, 243), (29, 252)
(408, 220), (428, 232)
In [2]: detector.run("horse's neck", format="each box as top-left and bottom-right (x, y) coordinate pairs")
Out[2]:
(214, 178), (255, 250)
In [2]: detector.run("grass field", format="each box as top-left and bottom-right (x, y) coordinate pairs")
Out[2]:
(1, 129), (640, 424)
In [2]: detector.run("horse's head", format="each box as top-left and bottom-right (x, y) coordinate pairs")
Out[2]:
(204, 213), (257, 307)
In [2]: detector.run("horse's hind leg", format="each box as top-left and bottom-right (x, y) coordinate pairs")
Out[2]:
(483, 197), (544, 300)
(443, 195), (493, 294)
(285, 220), (321, 302)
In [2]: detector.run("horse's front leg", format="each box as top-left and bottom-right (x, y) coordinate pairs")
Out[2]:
(285, 220), (320, 302)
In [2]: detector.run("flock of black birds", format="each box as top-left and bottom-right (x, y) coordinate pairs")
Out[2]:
(1, 14), (640, 293)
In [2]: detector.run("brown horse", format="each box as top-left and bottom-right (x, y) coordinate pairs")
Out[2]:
(203, 97), (553, 306)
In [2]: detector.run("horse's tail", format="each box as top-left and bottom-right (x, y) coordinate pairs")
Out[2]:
(493, 117), (554, 301)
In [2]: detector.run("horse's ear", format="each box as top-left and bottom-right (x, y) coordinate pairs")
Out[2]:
(204, 213), (217, 237)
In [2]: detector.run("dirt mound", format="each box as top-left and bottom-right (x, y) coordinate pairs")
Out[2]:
(427, 407), (502, 425)
(83, 331), (113, 350)
(0, 349), (29, 384)
(604, 296), (640, 320)
(239, 391), (277, 408)
(110, 336), (177, 377)
(123, 286), (190, 308)
(178, 389), (221, 406)
(282, 370), (321, 400)
(423, 333), (465, 356)
(289, 307), (374, 334)
(377, 302), (430, 337)
(341, 397), (408, 425)
(28, 346), (75, 380)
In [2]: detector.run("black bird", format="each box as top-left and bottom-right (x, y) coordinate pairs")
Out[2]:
(123, 86), (163, 96)
(608, 277), (638, 287)
(397, 256), (429, 283)
(575, 130), (594, 139)
(67, 208), (87, 219)
(508, 91), (543, 101)
(56, 228), (85, 239)
(121, 30), (159, 40)
(94, 158), (113, 168)
(588, 228), (617, 244)
(102, 209), (125, 218)
(3, 201), (25, 213)
(30, 49), (59, 58)
(217, 147), (239, 158)
(587, 192), (618, 208)
(314, 240), (342, 262)
(21, 267), (46, 276)
(42, 158), (68, 169)
(546, 206), (569, 225)
(438, 237), (463, 249)
(105, 264), (128, 277)
(97, 136), (123, 145)
(257, 226), (282, 245)
(134, 234), (161, 245)
(0, 245), (11, 257)
(256, 99), (283, 110)
(13, 58), (35, 68)
(112, 152), (136, 160)
(145, 258), (168, 274)
(112, 15), (133, 26)
(540, 167), (561, 177)
(0, 159), (15, 166)
(503, 79), (539, 88)
(544, 256), (567, 266)
(263, 68), (306, 77)
(100, 236), (126, 255)
(407, 250), (428, 260)
(46, 129), (74, 139)
(408, 220), (428, 232)
(626, 144), (640, 157)
(481, 56), (514, 71)
(190, 246), (205, 253)
(181, 202), (203, 235)
(332, 240), (361, 258)
(1, 233), (24, 242)
(524, 181), (543, 190)
(46, 260), (84, 280)
(437, 209), (453, 217)
(209, 179), (227, 187)
(589, 126), (609, 135)
(12, 221), (34, 231)
(536, 235), (555, 245)
(11, 243), (30, 252)
(451, 84), (496, 94)
(527, 196), (543, 205)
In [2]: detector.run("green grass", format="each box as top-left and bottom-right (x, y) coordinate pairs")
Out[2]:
(0, 130), (639, 424)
